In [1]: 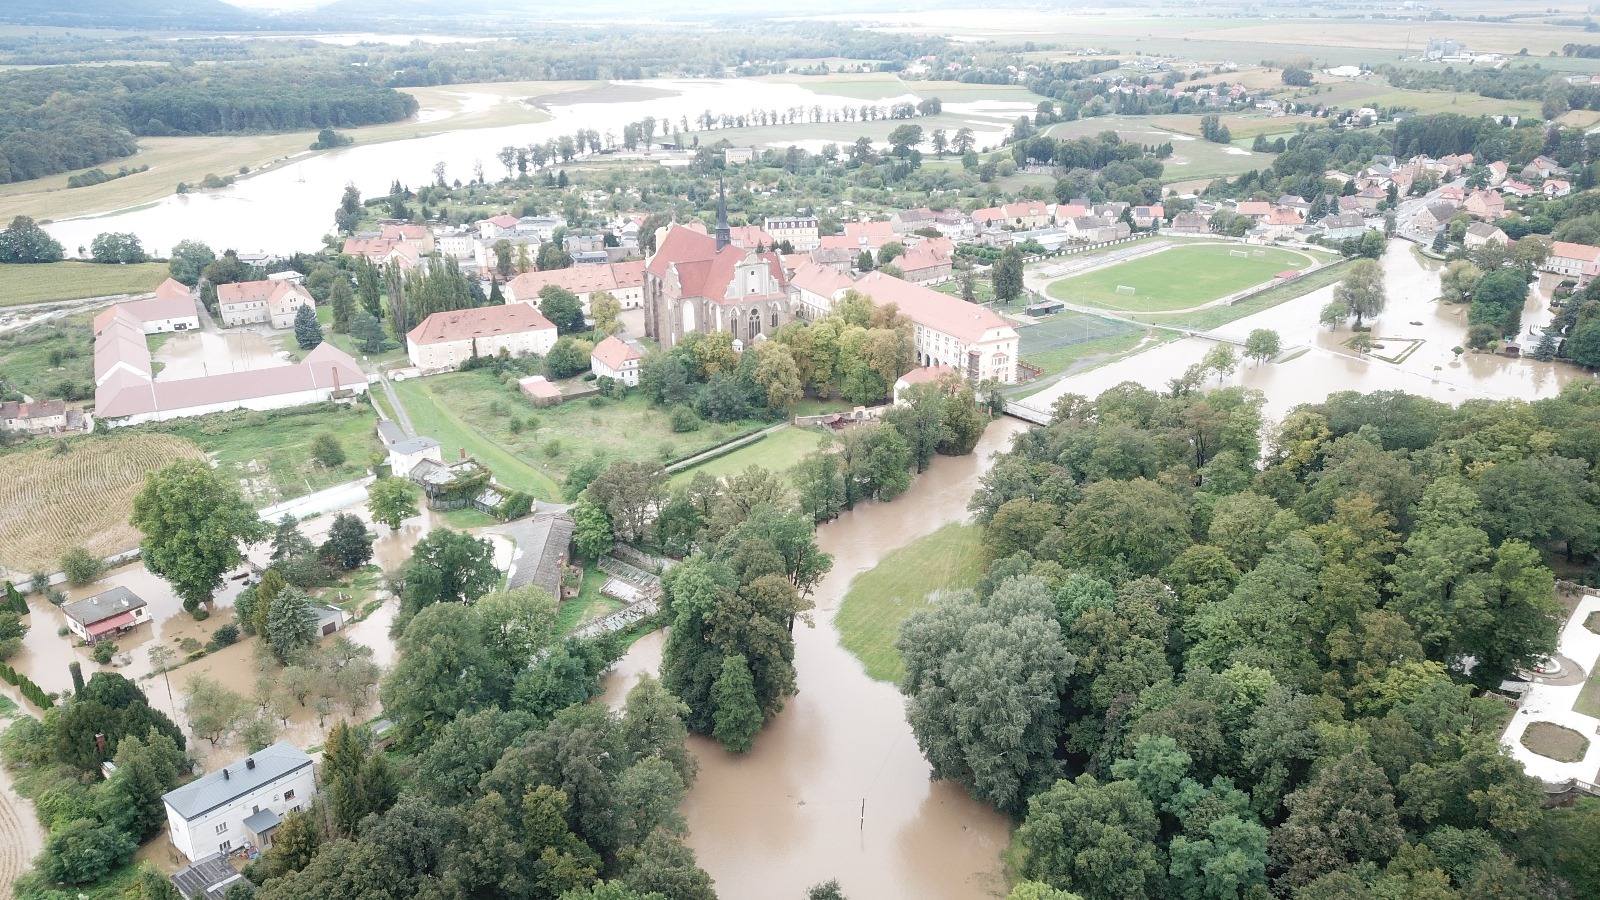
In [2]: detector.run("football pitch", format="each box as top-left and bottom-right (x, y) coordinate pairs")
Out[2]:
(1045, 243), (1319, 313)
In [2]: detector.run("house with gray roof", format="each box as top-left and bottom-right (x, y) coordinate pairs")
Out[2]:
(162, 742), (316, 862)
(61, 586), (149, 644)
(496, 509), (576, 600)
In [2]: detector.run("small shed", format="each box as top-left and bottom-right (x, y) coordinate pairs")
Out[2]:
(519, 375), (563, 406)
(171, 853), (253, 900)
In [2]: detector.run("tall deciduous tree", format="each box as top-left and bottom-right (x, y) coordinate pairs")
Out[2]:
(132, 461), (267, 613)
(1333, 258), (1385, 327)
(367, 476), (419, 530)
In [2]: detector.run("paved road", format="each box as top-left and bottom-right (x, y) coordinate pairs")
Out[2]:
(377, 373), (416, 438)
(259, 477), (374, 523)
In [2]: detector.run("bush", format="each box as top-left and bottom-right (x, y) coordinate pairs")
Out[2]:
(543, 439), (563, 457)
(207, 624), (241, 652)
(670, 405), (702, 433)
(91, 642), (116, 665)
(60, 547), (104, 586)
(587, 396), (605, 408)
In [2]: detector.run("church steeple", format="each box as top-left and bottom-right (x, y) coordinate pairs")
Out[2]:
(714, 176), (730, 251)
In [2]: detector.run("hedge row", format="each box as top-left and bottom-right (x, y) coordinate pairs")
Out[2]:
(0, 661), (54, 709)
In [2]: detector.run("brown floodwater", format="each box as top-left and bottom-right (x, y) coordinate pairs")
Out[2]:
(1023, 241), (1589, 419)
(603, 418), (1029, 900)
(152, 328), (291, 382)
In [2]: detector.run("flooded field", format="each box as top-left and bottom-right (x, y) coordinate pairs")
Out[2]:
(1021, 241), (1586, 419)
(604, 418), (1029, 900)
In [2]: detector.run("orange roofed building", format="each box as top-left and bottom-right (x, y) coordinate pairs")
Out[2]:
(644, 182), (791, 350)
(217, 280), (314, 329)
(407, 304), (558, 373)
(852, 271), (1019, 384)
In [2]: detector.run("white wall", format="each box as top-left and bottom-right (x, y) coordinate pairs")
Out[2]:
(407, 328), (557, 372)
(166, 766), (317, 862)
(108, 383), (370, 428)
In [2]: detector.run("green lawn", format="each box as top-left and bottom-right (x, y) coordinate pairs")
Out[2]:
(668, 425), (828, 486)
(0, 313), (93, 402)
(1047, 244), (1318, 313)
(1014, 310), (1142, 379)
(836, 523), (988, 683)
(391, 372), (769, 501)
(142, 401), (383, 507)
(1131, 257), (1353, 330)
(555, 566), (623, 634)
(934, 275), (996, 305)
(0, 261), (168, 307)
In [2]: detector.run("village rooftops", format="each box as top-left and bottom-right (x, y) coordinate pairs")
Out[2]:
(162, 743), (313, 820)
(0, 399), (66, 421)
(1551, 241), (1600, 263)
(389, 436), (440, 455)
(591, 335), (641, 371)
(60, 586), (146, 633)
(505, 261), (645, 299)
(852, 271), (1015, 343)
(406, 304), (555, 346)
(789, 260), (856, 297)
(92, 293), (197, 335)
(96, 342), (364, 420)
(497, 509), (576, 600)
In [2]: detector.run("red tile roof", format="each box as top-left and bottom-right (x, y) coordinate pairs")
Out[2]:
(647, 225), (787, 302)
(591, 335), (641, 370)
(853, 271), (1015, 343)
(505, 262), (644, 301)
(407, 304), (556, 346)
(97, 343), (364, 419)
(790, 260), (856, 297)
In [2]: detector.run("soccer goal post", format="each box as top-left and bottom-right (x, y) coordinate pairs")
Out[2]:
(1229, 249), (1250, 258)
(1114, 284), (1137, 295)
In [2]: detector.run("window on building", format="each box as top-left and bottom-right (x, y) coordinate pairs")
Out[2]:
(219, 840), (232, 853)
(284, 789), (296, 801)
(215, 823), (229, 835)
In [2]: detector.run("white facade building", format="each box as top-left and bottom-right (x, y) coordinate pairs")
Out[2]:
(852, 271), (1020, 384)
(406, 304), (558, 373)
(763, 215), (821, 250)
(162, 743), (316, 863)
(590, 335), (643, 386)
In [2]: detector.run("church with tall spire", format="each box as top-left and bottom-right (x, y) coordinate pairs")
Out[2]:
(642, 178), (792, 350)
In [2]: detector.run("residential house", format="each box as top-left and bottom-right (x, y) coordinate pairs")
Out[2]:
(726, 223), (777, 250)
(1463, 190), (1506, 221)
(590, 335), (643, 387)
(1522, 155), (1565, 180)
(61, 586), (149, 644)
(1167, 211), (1211, 235)
(890, 208), (937, 234)
(1486, 160), (1509, 186)
(505, 261), (646, 312)
(434, 227), (476, 261)
(1131, 204), (1165, 228)
(386, 436), (443, 481)
(819, 220), (899, 257)
(1065, 216), (1132, 243)
(1234, 200), (1272, 220)
(789, 260), (856, 320)
(0, 399), (70, 434)
(476, 214), (521, 240)
(514, 216), (565, 241)
(1437, 184), (1465, 203)
(643, 215), (791, 350)
(723, 147), (756, 165)
(973, 200), (1050, 231)
(763, 215), (821, 250)
(170, 854), (253, 900)
(1544, 179), (1572, 198)
(407, 454), (492, 508)
(1320, 213), (1370, 241)
(498, 509), (576, 601)
(1413, 201), (1458, 234)
(1354, 187), (1386, 213)
(1500, 179), (1536, 198)
(162, 743), (316, 862)
(1543, 241), (1600, 284)
(893, 365), (957, 404)
(1276, 195), (1310, 214)
(406, 304), (558, 373)
(930, 208), (976, 242)
(851, 271), (1019, 384)
(1464, 222), (1509, 249)
(1337, 196), (1363, 215)
(896, 237), (955, 284)
(91, 288), (198, 336)
(217, 280), (313, 329)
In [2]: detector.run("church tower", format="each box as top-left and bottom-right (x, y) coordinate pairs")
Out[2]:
(714, 177), (730, 251)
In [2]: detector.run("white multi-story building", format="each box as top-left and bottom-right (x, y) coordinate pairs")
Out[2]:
(505, 261), (646, 312)
(763, 215), (821, 250)
(406, 304), (558, 372)
(590, 335), (643, 386)
(217, 280), (314, 329)
(434, 227), (476, 261)
(1545, 241), (1600, 285)
(162, 743), (316, 863)
(852, 271), (1019, 384)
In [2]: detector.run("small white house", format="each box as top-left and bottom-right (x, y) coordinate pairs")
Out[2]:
(387, 436), (443, 481)
(590, 335), (643, 387)
(61, 587), (150, 644)
(162, 742), (316, 863)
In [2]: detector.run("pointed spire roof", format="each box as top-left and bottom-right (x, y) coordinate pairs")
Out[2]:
(715, 177), (730, 251)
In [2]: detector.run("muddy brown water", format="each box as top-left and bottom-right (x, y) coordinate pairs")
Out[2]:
(603, 418), (1029, 900)
(152, 328), (292, 382)
(1024, 241), (1587, 420)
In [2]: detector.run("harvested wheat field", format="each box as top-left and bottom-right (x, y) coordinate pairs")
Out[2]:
(0, 434), (205, 576)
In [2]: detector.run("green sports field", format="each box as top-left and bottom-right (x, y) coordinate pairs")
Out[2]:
(1046, 243), (1319, 313)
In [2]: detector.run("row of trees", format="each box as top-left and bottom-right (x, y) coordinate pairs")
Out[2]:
(901, 380), (1600, 897)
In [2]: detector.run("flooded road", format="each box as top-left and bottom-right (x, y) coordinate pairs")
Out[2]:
(44, 79), (1013, 258)
(1022, 242), (1585, 419)
(603, 418), (1029, 900)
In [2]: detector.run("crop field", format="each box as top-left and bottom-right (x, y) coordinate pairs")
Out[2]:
(0, 262), (167, 307)
(0, 432), (205, 575)
(1043, 116), (1274, 183)
(1047, 243), (1319, 313)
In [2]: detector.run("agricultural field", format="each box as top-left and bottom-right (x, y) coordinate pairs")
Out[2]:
(0, 262), (167, 307)
(1046, 243), (1320, 313)
(667, 425), (828, 487)
(0, 432), (205, 575)
(760, 72), (1043, 103)
(143, 402), (383, 507)
(835, 522), (987, 683)
(391, 372), (770, 501)
(1012, 311), (1149, 382)
(0, 315), (94, 404)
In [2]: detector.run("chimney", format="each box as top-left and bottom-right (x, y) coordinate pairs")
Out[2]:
(246, 757), (256, 770)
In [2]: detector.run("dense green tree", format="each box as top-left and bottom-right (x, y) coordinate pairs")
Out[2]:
(1269, 749), (1403, 890)
(539, 285), (586, 333)
(395, 528), (500, 625)
(380, 603), (511, 740)
(131, 461), (267, 613)
(168, 240), (215, 286)
(0, 215), (64, 262)
(710, 654), (762, 753)
(1013, 774), (1164, 900)
(320, 513), (374, 570)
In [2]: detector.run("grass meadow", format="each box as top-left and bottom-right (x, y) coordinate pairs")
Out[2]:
(1046, 243), (1318, 313)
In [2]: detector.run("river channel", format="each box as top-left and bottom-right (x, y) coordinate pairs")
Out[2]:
(43, 79), (1025, 258)
(603, 417), (1028, 900)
